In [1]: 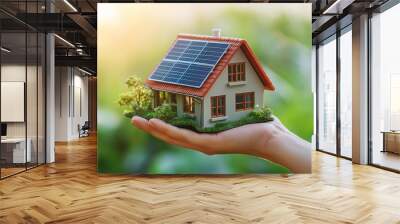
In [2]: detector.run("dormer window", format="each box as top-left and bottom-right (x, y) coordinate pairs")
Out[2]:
(228, 62), (245, 82)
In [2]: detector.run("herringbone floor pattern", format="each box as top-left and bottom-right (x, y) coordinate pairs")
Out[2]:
(1, 135), (400, 223)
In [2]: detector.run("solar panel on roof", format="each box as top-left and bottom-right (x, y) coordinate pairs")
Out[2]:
(149, 39), (230, 88)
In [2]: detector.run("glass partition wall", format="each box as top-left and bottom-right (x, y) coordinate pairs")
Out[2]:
(0, 5), (46, 179)
(316, 26), (352, 159)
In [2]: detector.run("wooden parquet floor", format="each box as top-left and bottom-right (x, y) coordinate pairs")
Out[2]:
(1, 135), (400, 224)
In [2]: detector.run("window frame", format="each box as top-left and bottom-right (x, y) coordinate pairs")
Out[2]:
(228, 62), (246, 82)
(211, 95), (226, 118)
(315, 24), (353, 161)
(235, 92), (255, 111)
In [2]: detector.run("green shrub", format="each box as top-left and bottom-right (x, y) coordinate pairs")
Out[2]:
(149, 104), (177, 122)
(249, 106), (273, 122)
(169, 116), (197, 131)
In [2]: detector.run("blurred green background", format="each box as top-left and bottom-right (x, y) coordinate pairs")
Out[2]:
(98, 3), (312, 174)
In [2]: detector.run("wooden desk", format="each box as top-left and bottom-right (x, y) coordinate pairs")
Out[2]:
(1, 138), (31, 163)
(382, 131), (400, 154)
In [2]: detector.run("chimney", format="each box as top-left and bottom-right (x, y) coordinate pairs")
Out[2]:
(212, 28), (221, 37)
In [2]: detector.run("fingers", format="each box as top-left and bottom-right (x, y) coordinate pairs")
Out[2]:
(131, 116), (204, 152)
(148, 118), (194, 142)
(132, 116), (171, 142)
(132, 116), (225, 155)
(131, 116), (151, 132)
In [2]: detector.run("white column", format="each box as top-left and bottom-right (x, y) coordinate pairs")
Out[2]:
(352, 14), (369, 164)
(46, 32), (55, 163)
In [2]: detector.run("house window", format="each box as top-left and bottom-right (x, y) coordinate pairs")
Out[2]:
(154, 91), (168, 107)
(183, 96), (195, 114)
(228, 63), (245, 82)
(235, 92), (254, 111)
(170, 93), (177, 104)
(211, 95), (226, 117)
(170, 93), (177, 111)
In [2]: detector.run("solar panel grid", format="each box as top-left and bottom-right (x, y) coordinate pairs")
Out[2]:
(149, 39), (229, 88)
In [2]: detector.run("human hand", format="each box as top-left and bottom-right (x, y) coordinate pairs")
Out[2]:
(131, 116), (311, 173)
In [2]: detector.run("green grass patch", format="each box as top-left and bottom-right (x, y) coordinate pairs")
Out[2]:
(169, 106), (273, 133)
(126, 103), (273, 133)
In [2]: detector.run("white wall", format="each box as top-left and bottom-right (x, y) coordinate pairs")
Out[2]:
(1, 65), (38, 138)
(55, 67), (69, 141)
(1, 82), (25, 122)
(72, 73), (89, 138)
(1, 65), (27, 140)
(55, 67), (89, 141)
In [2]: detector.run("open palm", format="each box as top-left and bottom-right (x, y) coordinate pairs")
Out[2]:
(131, 116), (311, 173)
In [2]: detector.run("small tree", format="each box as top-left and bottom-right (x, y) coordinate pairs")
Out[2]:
(118, 76), (153, 118)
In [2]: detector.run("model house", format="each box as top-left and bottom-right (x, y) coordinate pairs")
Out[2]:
(145, 30), (275, 128)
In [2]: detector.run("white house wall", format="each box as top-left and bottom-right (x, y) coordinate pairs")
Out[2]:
(203, 48), (265, 127)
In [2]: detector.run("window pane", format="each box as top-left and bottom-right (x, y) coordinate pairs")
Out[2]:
(245, 94), (251, 102)
(340, 29), (352, 158)
(236, 94), (243, 103)
(218, 96), (224, 105)
(170, 93), (177, 104)
(371, 5), (400, 171)
(184, 96), (194, 113)
(318, 37), (337, 154)
(211, 97), (216, 107)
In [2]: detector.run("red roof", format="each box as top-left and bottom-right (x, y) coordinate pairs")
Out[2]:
(145, 34), (275, 97)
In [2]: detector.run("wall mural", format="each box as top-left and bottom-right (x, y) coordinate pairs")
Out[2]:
(98, 3), (312, 174)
